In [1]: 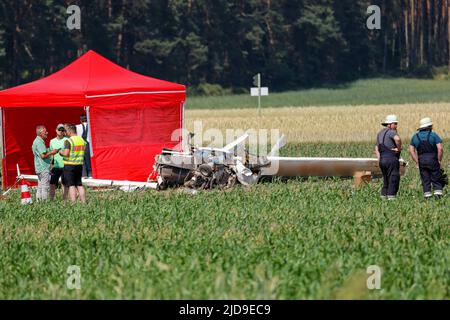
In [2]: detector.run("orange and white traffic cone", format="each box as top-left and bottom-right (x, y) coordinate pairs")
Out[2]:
(20, 178), (33, 205)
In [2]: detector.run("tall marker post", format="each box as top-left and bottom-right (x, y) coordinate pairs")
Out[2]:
(251, 73), (268, 116)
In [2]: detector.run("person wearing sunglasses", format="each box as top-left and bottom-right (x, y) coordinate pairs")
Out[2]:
(49, 123), (69, 200)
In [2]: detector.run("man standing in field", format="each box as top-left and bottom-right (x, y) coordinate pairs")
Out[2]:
(32, 125), (59, 202)
(49, 124), (69, 200)
(375, 115), (402, 200)
(408, 117), (445, 200)
(59, 124), (87, 203)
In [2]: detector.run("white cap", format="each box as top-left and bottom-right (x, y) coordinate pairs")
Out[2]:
(382, 114), (398, 126)
(419, 117), (433, 129)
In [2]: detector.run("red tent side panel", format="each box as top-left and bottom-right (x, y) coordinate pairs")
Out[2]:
(89, 96), (184, 182)
(2, 107), (84, 189)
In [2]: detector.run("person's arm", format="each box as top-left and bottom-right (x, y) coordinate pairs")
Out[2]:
(437, 143), (443, 165)
(393, 135), (402, 153)
(59, 140), (70, 157)
(59, 149), (69, 157)
(37, 140), (57, 159)
(41, 150), (58, 159)
(408, 145), (419, 167)
(433, 133), (443, 166)
(374, 145), (380, 161)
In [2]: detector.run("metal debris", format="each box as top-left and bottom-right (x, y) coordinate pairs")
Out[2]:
(154, 134), (270, 191)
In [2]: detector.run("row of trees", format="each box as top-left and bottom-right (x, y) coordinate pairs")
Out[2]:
(0, 0), (449, 93)
(380, 0), (450, 73)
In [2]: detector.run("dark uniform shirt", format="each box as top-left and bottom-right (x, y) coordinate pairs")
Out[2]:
(376, 128), (398, 149)
(410, 131), (442, 149)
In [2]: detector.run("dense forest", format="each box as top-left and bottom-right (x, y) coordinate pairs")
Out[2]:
(0, 0), (449, 94)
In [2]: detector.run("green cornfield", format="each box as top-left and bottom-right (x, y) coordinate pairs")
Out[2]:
(0, 141), (448, 299)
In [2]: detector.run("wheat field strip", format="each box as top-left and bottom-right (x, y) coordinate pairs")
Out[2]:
(186, 103), (450, 144)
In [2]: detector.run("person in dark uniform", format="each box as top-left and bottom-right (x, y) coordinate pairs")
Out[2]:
(408, 117), (444, 200)
(76, 114), (92, 177)
(374, 115), (402, 200)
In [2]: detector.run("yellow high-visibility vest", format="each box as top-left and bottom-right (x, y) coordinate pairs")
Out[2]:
(63, 136), (86, 166)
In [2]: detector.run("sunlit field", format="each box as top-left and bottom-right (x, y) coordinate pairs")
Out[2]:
(186, 103), (450, 144)
(1, 91), (449, 299)
(0, 140), (448, 299)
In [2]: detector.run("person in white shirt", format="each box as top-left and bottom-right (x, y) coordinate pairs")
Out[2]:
(76, 114), (92, 177)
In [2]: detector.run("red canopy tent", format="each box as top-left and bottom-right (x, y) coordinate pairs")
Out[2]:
(0, 50), (186, 189)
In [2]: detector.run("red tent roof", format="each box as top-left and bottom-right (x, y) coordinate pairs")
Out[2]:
(0, 50), (185, 107)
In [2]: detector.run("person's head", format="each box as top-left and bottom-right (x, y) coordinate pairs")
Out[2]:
(80, 114), (87, 124)
(64, 124), (77, 136)
(382, 114), (398, 130)
(56, 123), (66, 138)
(36, 125), (48, 139)
(418, 117), (433, 131)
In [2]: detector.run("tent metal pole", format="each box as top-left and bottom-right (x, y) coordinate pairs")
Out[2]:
(0, 107), (6, 191)
(182, 101), (186, 152)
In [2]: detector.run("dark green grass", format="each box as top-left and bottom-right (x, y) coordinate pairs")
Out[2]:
(186, 78), (450, 109)
(0, 141), (448, 299)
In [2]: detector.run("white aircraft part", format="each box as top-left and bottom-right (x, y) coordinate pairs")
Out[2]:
(268, 134), (286, 157)
(220, 133), (249, 152)
(19, 174), (157, 189)
(235, 160), (260, 186)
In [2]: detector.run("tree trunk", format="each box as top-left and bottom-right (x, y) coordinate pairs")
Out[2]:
(383, 32), (388, 73)
(392, 22), (397, 63)
(107, 0), (112, 19)
(411, 0), (416, 66)
(405, 5), (410, 69)
(427, 0), (433, 65)
(440, 0), (446, 65)
(442, 0), (446, 65)
(116, 0), (126, 64)
(265, 0), (274, 47)
(417, 0), (423, 65)
(448, 4), (450, 70)
(433, 0), (439, 64)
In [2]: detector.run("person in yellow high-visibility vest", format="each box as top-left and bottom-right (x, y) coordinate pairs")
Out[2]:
(58, 124), (87, 203)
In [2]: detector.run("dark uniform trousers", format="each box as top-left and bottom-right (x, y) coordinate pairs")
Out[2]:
(378, 130), (400, 197)
(416, 132), (443, 195)
(380, 157), (400, 197)
(419, 158), (443, 194)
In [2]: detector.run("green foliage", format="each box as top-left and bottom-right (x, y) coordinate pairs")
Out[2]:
(134, 39), (178, 65)
(431, 66), (450, 80)
(293, 4), (348, 83)
(0, 141), (448, 299)
(408, 65), (433, 79)
(1, 1), (448, 91)
(190, 83), (232, 96)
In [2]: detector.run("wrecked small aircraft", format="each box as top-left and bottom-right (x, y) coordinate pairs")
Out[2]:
(154, 133), (269, 190)
(153, 133), (407, 191)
